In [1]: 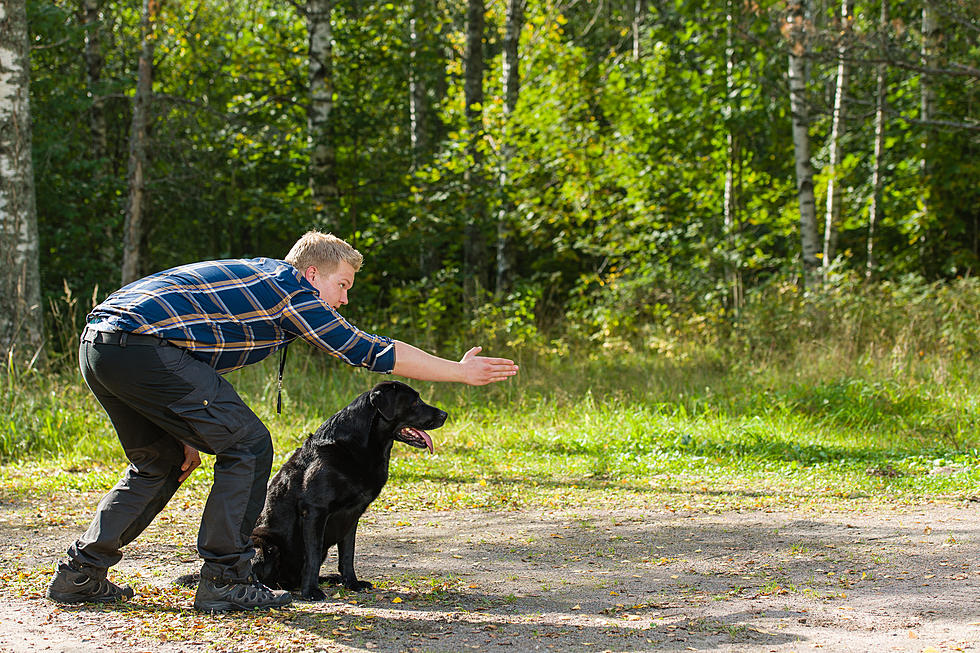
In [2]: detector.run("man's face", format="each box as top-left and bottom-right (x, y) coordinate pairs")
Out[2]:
(304, 261), (356, 309)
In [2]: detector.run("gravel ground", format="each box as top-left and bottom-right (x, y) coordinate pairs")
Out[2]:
(1, 495), (979, 652)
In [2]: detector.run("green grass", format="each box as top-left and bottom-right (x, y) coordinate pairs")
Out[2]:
(2, 341), (980, 510)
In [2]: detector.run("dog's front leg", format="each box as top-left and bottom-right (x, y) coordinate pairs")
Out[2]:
(335, 520), (372, 591)
(298, 506), (329, 601)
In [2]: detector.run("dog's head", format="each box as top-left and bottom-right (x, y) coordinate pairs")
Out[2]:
(369, 381), (448, 453)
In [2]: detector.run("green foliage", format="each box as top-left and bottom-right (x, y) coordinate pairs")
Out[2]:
(23, 0), (980, 353)
(4, 276), (980, 511)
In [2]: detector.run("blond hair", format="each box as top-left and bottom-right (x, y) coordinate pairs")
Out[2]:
(284, 231), (363, 274)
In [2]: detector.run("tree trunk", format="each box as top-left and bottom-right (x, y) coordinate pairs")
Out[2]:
(0, 0), (44, 361)
(463, 0), (486, 303)
(409, 0), (429, 170)
(822, 0), (853, 275)
(866, 0), (889, 280)
(82, 0), (107, 160)
(307, 0), (339, 232)
(121, 0), (160, 286)
(918, 1), (938, 253)
(496, 0), (524, 296)
(723, 0), (742, 316)
(786, 0), (821, 288)
(632, 0), (645, 61)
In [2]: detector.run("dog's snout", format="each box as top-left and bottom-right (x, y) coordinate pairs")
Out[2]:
(431, 409), (448, 428)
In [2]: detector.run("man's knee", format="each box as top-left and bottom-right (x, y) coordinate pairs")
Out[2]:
(126, 438), (184, 478)
(228, 422), (273, 477)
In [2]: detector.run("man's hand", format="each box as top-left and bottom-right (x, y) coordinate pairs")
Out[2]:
(459, 346), (519, 386)
(392, 340), (519, 385)
(178, 443), (201, 483)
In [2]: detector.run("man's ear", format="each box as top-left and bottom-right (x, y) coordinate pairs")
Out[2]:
(303, 266), (317, 284)
(370, 387), (397, 421)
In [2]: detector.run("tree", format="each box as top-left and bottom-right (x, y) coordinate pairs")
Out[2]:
(723, 0), (743, 315)
(822, 0), (853, 274)
(0, 0), (43, 361)
(121, 0), (161, 285)
(306, 0), (339, 231)
(495, 0), (524, 296)
(82, 0), (107, 160)
(463, 0), (486, 302)
(866, 0), (889, 279)
(786, 0), (821, 287)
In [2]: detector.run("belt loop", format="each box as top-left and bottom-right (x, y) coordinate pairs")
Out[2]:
(119, 332), (128, 348)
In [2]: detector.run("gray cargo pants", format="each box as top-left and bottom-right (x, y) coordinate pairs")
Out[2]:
(69, 327), (273, 582)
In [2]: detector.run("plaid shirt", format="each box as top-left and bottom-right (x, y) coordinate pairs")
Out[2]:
(87, 258), (395, 375)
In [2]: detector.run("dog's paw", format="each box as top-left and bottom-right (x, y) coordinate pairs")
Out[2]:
(343, 579), (373, 592)
(321, 574), (372, 592)
(297, 586), (328, 602)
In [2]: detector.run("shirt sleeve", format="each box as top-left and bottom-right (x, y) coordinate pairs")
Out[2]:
(280, 290), (395, 373)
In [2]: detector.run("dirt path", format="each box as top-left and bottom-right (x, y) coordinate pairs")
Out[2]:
(1, 500), (979, 652)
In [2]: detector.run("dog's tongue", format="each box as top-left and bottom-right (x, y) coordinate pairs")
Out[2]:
(400, 427), (434, 453)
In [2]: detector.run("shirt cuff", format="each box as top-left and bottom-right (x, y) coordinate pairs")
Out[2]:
(370, 341), (396, 373)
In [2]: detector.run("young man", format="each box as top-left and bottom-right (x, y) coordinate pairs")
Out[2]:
(47, 231), (518, 612)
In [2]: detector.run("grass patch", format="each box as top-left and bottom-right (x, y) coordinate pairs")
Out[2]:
(3, 343), (980, 512)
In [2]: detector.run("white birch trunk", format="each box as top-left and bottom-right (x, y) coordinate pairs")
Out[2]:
(463, 0), (486, 301)
(867, 0), (889, 279)
(409, 2), (428, 169)
(786, 0), (821, 287)
(918, 2), (937, 243)
(121, 0), (159, 286)
(496, 0), (524, 296)
(0, 0), (44, 360)
(723, 0), (742, 314)
(822, 0), (852, 275)
(307, 0), (338, 231)
(82, 0), (107, 160)
(632, 0), (645, 61)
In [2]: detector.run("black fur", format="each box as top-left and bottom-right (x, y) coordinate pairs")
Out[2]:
(250, 380), (447, 600)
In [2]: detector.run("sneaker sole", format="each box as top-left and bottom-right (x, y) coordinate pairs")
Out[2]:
(194, 599), (290, 612)
(47, 589), (130, 604)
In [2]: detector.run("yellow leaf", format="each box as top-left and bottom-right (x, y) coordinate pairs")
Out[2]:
(392, 597), (402, 603)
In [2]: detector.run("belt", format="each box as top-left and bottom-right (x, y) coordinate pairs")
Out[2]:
(81, 326), (170, 347)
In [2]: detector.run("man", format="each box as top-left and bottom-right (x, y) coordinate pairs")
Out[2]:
(47, 231), (518, 612)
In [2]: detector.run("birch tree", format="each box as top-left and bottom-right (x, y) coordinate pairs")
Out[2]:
(723, 0), (742, 315)
(121, 0), (161, 285)
(822, 0), (853, 275)
(307, 0), (339, 231)
(463, 0), (486, 301)
(409, 0), (429, 170)
(496, 0), (524, 296)
(82, 0), (107, 161)
(918, 1), (938, 243)
(866, 0), (889, 279)
(786, 0), (821, 287)
(0, 0), (43, 360)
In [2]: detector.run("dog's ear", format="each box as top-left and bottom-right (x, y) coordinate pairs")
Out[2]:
(370, 386), (397, 421)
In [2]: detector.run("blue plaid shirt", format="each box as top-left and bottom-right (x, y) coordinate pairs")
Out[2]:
(87, 258), (395, 375)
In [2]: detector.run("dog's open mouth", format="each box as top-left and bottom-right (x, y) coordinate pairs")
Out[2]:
(396, 427), (434, 453)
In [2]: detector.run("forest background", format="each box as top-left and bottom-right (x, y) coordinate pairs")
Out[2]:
(0, 0), (979, 379)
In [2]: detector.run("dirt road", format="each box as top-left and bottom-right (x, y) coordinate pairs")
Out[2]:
(1, 499), (978, 652)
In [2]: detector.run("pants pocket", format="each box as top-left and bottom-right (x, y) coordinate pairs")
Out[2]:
(168, 382), (248, 454)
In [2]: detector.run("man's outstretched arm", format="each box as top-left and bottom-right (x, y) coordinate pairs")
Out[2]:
(392, 341), (518, 386)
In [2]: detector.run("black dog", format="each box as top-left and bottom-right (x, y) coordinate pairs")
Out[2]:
(250, 380), (447, 600)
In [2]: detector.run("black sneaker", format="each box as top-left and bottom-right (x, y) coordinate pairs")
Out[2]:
(193, 574), (292, 612)
(47, 562), (135, 604)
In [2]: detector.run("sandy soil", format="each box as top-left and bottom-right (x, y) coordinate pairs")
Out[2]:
(1, 497), (979, 652)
